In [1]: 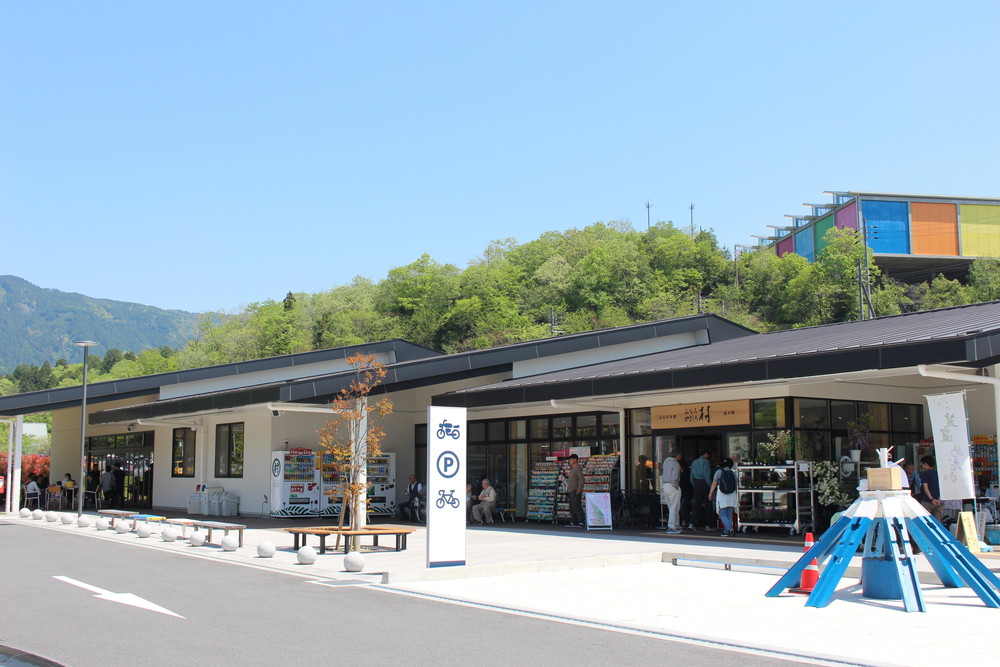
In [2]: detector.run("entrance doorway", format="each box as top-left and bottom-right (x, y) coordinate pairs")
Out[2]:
(677, 434), (724, 463)
(85, 431), (154, 509)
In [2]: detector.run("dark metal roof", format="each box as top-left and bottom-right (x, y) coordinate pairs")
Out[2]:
(435, 301), (1000, 407)
(0, 339), (439, 417)
(88, 314), (749, 424)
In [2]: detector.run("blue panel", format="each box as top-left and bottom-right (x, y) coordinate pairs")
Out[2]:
(862, 200), (910, 254)
(794, 227), (815, 261)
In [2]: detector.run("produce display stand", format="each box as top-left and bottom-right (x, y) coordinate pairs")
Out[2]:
(736, 461), (814, 536)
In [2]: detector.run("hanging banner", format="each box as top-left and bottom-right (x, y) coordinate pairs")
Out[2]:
(924, 392), (976, 500)
(426, 406), (467, 568)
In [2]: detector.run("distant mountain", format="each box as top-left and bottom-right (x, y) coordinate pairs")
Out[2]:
(0, 275), (201, 372)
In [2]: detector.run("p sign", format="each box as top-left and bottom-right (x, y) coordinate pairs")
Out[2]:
(426, 405), (467, 568)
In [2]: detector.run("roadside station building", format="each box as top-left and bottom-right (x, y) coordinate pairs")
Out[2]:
(3, 302), (1000, 519)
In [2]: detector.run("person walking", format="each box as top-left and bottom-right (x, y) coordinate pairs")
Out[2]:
(565, 454), (585, 527)
(919, 455), (944, 521)
(100, 464), (115, 508)
(661, 450), (683, 534)
(112, 462), (126, 507)
(710, 457), (739, 537)
(690, 450), (714, 531)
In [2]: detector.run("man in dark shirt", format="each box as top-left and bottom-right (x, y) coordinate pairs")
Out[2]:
(112, 462), (126, 508)
(919, 455), (943, 521)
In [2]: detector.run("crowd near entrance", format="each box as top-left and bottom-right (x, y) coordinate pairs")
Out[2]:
(84, 430), (154, 509)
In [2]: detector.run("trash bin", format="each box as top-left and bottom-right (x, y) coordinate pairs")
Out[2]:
(200, 487), (224, 515)
(188, 493), (204, 514)
(208, 490), (224, 516)
(221, 492), (240, 517)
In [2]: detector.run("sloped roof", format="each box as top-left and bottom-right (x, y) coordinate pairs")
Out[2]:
(435, 301), (1000, 407)
(82, 313), (750, 423)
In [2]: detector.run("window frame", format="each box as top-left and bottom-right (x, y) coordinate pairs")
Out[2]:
(215, 422), (245, 478)
(171, 427), (196, 478)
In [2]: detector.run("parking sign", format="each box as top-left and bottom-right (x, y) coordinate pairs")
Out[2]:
(426, 406), (467, 567)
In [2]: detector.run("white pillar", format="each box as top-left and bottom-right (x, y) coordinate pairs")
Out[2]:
(12, 416), (23, 510)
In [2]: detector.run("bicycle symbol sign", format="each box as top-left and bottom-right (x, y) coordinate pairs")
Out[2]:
(436, 489), (461, 509)
(437, 451), (460, 478)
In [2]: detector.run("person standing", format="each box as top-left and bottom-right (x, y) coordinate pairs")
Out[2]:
(112, 462), (125, 507)
(661, 450), (683, 535)
(710, 457), (739, 537)
(690, 450), (714, 531)
(919, 455), (944, 521)
(565, 454), (585, 527)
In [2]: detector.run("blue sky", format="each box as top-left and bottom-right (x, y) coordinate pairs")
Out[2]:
(2, 2), (998, 313)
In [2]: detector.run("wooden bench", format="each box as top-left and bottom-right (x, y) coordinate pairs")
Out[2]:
(191, 520), (247, 547)
(97, 509), (137, 528)
(163, 518), (197, 538)
(285, 527), (414, 554)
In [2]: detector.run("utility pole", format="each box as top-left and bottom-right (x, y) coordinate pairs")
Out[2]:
(689, 202), (695, 235)
(645, 201), (651, 230)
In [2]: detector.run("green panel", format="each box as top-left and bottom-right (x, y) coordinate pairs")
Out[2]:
(814, 215), (836, 255)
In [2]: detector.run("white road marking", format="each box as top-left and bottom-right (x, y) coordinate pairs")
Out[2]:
(53, 576), (186, 619)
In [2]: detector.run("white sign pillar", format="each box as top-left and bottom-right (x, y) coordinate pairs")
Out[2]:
(426, 405), (467, 568)
(11, 416), (23, 511)
(925, 391), (976, 500)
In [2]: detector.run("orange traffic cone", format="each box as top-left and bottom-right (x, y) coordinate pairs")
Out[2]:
(791, 532), (819, 594)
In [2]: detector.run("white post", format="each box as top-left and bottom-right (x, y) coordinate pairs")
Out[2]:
(353, 399), (368, 532)
(12, 416), (23, 510)
(3, 419), (12, 513)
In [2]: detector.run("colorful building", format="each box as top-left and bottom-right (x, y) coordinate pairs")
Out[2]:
(758, 191), (1000, 280)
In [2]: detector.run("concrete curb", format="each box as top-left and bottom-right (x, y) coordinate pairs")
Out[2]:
(381, 550), (663, 583)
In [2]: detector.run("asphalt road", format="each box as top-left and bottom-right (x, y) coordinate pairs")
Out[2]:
(0, 520), (804, 666)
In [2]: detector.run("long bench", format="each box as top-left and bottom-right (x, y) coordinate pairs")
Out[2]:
(97, 509), (137, 528)
(191, 520), (247, 547)
(285, 526), (414, 554)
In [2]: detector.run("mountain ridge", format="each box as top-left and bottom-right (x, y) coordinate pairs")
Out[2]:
(0, 275), (201, 372)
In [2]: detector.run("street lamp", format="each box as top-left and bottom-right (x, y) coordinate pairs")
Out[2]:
(74, 340), (99, 517)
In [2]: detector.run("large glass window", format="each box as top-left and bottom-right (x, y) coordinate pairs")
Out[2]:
(858, 402), (890, 431)
(172, 428), (195, 478)
(215, 422), (244, 478)
(753, 399), (786, 429)
(795, 399), (830, 430)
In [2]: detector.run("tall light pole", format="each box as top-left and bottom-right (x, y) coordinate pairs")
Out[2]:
(75, 340), (98, 517)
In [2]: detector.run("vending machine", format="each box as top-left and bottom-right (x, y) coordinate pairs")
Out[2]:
(317, 451), (396, 518)
(270, 448), (321, 517)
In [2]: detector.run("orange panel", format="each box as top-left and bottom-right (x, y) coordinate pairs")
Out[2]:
(910, 202), (958, 256)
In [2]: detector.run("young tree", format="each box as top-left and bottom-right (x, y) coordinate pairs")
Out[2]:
(316, 353), (393, 549)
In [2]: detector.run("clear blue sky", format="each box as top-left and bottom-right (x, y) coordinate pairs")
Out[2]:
(3, 2), (998, 313)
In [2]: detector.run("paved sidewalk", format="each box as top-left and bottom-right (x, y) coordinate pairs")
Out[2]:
(7, 510), (998, 665)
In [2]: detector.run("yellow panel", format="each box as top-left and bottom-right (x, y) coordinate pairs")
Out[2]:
(960, 204), (1000, 257)
(911, 202), (958, 256)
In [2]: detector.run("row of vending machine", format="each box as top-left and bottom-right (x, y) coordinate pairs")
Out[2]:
(269, 448), (397, 518)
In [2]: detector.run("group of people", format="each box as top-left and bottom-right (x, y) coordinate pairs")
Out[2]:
(397, 474), (499, 525)
(660, 449), (738, 537)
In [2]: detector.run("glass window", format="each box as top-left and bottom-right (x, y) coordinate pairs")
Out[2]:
(487, 421), (506, 442)
(830, 401), (856, 430)
(552, 416), (572, 439)
(795, 399), (829, 429)
(468, 422), (486, 443)
(752, 399), (785, 429)
(529, 442), (553, 463)
(171, 428), (195, 478)
(600, 414), (620, 438)
(630, 437), (655, 492)
(858, 402), (889, 431)
(529, 418), (549, 440)
(891, 404), (921, 433)
(575, 414), (597, 437)
(630, 408), (652, 436)
(415, 424), (427, 446)
(509, 420), (527, 440)
(215, 422), (244, 478)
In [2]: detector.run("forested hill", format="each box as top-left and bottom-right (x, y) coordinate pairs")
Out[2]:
(0, 275), (200, 372)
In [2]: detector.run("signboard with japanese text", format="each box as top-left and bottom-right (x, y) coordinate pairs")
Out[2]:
(652, 400), (750, 429)
(925, 391), (976, 501)
(426, 406), (467, 568)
